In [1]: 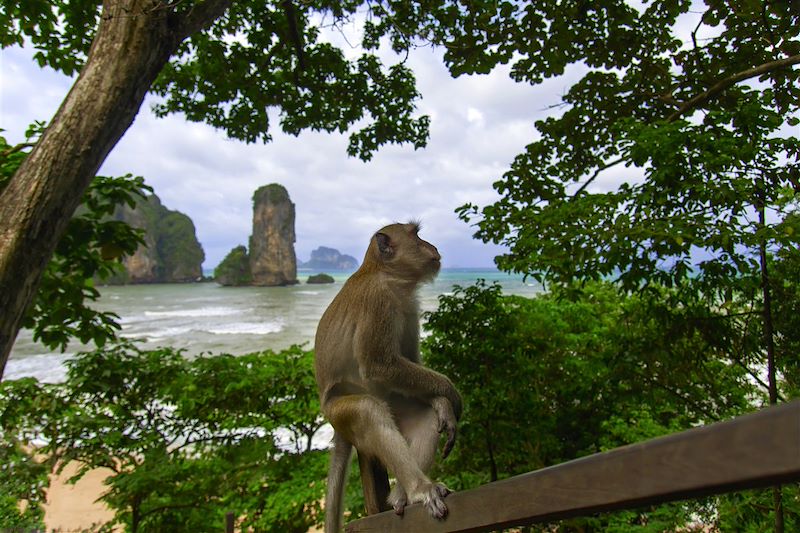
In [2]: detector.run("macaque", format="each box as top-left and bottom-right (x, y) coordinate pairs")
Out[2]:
(314, 222), (463, 532)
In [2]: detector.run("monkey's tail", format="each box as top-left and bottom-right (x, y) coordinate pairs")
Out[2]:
(325, 431), (353, 533)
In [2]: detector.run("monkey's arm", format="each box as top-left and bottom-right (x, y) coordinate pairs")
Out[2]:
(354, 325), (463, 419)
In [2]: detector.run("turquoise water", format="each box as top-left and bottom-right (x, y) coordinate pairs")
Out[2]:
(6, 269), (541, 382)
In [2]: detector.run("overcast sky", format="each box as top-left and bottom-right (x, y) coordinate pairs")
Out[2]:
(0, 22), (581, 270)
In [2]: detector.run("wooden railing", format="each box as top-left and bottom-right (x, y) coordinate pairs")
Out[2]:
(346, 400), (800, 533)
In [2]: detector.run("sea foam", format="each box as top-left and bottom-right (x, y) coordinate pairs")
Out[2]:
(207, 321), (284, 336)
(143, 306), (242, 318)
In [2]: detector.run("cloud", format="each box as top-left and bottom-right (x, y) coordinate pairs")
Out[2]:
(1, 36), (565, 270)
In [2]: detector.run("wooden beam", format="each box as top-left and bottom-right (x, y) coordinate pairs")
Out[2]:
(346, 401), (800, 533)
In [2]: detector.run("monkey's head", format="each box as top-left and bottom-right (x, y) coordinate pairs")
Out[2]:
(367, 221), (441, 282)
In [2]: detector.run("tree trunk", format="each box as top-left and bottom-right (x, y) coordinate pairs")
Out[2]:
(758, 194), (784, 533)
(484, 420), (498, 482)
(0, 0), (231, 377)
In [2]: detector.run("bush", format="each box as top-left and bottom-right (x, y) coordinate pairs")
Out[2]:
(0, 343), (327, 532)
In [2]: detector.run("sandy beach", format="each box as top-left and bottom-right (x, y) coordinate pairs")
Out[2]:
(43, 461), (116, 532)
(40, 461), (323, 532)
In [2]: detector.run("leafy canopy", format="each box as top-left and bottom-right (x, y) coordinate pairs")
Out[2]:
(3, 2), (798, 281)
(444, 1), (800, 289)
(0, 1), (444, 161)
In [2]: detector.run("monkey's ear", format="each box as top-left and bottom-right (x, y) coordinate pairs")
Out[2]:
(375, 232), (394, 259)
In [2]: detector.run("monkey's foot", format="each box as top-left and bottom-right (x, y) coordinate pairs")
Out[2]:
(388, 485), (408, 516)
(419, 482), (451, 520)
(390, 493), (408, 516)
(392, 483), (452, 519)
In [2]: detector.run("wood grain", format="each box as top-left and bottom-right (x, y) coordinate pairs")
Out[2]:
(347, 401), (800, 533)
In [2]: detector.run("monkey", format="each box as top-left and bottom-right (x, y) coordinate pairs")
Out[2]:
(314, 221), (463, 533)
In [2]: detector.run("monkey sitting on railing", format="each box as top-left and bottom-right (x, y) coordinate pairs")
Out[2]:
(314, 221), (462, 533)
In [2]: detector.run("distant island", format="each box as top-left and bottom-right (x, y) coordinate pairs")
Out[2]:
(107, 193), (204, 284)
(300, 247), (358, 270)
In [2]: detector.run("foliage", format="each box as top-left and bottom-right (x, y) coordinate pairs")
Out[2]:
(0, 378), (50, 531)
(0, 343), (327, 532)
(0, 0), (98, 76)
(422, 280), (797, 531)
(0, 1), (441, 161)
(771, 247), (800, 399)
(448, 1), (799, 292)
(427, 4), (799, 527)
(1, 127), (148, 351)
(214, 245), (252, 286)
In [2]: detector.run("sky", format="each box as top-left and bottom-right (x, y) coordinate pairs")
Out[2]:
(1, 16), (588, 270)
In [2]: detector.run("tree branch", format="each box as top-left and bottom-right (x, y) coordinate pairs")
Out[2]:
(139, 501), (203, 519)
(573, 54), (800, 200)
(1, 143), (36, 158)
(572, 157), (625, 198)
(668, 53), (800, 122)
(178, 0), (234, 40)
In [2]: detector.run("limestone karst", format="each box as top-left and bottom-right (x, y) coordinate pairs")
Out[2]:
(109, 194), (204, 283)
(300, 246), (358, 270)
(215, 183), (298, 287)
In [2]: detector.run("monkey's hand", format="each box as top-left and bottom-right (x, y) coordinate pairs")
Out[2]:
(431, 396), (458, 459)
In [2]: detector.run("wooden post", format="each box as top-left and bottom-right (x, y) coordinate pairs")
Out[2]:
(358, 451), (391, 515)
(225, 512), (234, 533)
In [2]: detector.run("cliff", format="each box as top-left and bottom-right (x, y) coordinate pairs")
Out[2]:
(248, 184), (298, 286)
(109, 194), (205, 283)
(301, 246), (358, 270)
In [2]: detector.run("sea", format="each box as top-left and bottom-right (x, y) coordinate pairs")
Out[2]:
(5, 269), (541, 383)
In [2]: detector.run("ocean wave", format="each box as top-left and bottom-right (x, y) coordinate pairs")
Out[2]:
(123, 326), (193, 342)
(4, 352), (71, 383)
(207, 321), (284, 336)
(143, 306), (242, 318)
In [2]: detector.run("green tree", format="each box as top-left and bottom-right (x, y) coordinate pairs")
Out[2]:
(447, 1), (800, 412)
(451, 2), (798, 291)
(0, 343), (327, 532)
(0, 377), (50, 531)
(156, 210), (205, 281)
(422, 280), (797, 531)
(215, 245), (252, 286)
(1, 128), (148, 352)
(441, 3), (798, 529)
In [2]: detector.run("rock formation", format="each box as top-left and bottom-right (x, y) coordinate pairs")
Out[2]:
(249, 184), (298, 286)
(300, 246), (358, 270)
(110, 194), (205, 283)
(214, 245), (251, 286)
(307, 273), (335, 284)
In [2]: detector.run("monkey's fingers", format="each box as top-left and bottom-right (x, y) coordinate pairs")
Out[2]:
(442, 424), (457, 459)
